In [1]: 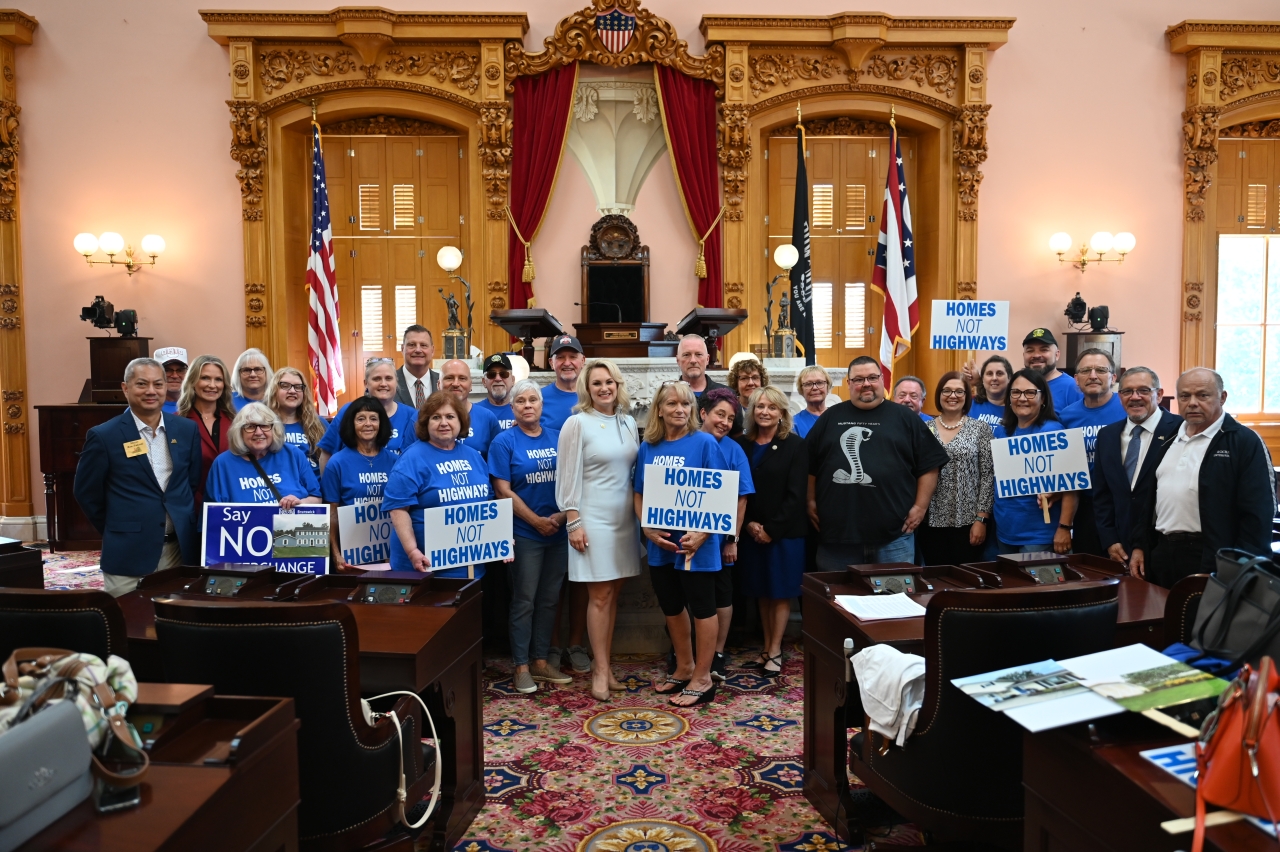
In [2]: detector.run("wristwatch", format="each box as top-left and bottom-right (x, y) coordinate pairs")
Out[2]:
(975, 516), (989, 525)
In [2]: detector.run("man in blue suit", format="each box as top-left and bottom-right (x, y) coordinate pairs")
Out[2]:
(1092, 366), (1182, 567)
(74, 358), (202, 596)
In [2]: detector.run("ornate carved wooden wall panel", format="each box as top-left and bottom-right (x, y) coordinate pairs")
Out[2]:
(0, 11), (36, 522)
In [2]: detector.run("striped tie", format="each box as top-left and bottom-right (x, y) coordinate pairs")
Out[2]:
(415, 378), (425, 408)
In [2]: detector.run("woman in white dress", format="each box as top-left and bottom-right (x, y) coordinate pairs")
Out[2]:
(556, 359), (641, 700)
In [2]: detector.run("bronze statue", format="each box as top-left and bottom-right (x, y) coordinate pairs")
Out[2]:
(778, 292), (791, 332)
(439, 289), (461, 331)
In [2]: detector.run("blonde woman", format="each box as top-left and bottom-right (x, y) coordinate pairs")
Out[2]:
(178, 354), (237, 504)
(203, 402), (322, 507)
(267, 367), (327, 471)
(634, 381), (731, 707)
(793, 365), (830, 438)
(556, 359), (640, 701)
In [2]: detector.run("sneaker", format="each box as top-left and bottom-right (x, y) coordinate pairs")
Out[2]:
(512, 670), (537, 694)
(567, 645), (592, 673)
(710, 651), (728, 682)
(530, 664), (573, 685)
(547, 646), (563, 672)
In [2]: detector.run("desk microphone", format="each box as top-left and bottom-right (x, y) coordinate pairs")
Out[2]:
(574, 301), (623, 323)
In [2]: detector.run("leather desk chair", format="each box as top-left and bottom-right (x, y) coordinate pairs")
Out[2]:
(850, 581), (1120, 851)
(1163, 573), (1209, 647)
(153, 598), (435, 852)
(0, 587), (127, 662)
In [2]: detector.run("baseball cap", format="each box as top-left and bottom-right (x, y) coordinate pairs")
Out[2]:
(154, 346), (188, 366)
(1022, 328), (1058, 347)
(549, 334), (583, 355)
(483, 353), (513, 373)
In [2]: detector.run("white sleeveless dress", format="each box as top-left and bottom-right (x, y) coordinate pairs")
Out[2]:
(556, 409), (642, 582)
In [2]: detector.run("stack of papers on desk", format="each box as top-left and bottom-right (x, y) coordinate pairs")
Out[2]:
(835, 593), (926, 621)
(952, 644), (1229, 734)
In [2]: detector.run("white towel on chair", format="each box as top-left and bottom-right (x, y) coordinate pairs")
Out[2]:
(852, 644), (927, 747)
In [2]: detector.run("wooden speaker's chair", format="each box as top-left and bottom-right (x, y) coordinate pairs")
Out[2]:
(850, 581), (1120, 851)
(1163, 573), (1210, 647)
(153, 598), (434, 852)
(0, 587), (128, 662)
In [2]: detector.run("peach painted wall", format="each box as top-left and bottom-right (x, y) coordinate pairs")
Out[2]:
(14, 0), (1278, 516)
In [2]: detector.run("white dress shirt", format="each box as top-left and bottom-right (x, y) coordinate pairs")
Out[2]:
(401, 364), (434, 403)
(1154, 412), (1225, 535)
(131, 410), (174, 533)
(1121, 407), (1163, 489)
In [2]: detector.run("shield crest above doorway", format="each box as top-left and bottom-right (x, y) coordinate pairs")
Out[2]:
(595, 7), (636, 54)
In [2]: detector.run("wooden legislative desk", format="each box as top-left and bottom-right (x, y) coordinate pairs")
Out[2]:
(20, 683), (300, 852)
(114, 566), (484, 852)
(0, 536), (42, 588)
(800, 555), (1169, 839)
(1024, 716), (1270, 852)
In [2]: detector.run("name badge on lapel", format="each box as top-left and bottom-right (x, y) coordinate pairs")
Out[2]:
(123, 439), (148, 458)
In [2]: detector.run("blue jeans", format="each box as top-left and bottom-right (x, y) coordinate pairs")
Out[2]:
(997, 541), (1056, 555)
(815, 533), (916, 571)
(509, 535), (568, 665)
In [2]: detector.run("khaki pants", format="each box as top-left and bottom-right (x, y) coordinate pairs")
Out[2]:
(103, 540), (181, 597)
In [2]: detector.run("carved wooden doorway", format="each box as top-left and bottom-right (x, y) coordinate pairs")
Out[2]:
(767, 123), (917, 378)
(321, 118), (465, 395)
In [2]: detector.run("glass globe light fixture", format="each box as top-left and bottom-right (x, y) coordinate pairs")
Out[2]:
(436, 245), (463, 274)
(1113, 232), (1136, 255)
(73, 233), (99, 256)
(1089, 231), (1114, 255)
(140, 235), (166, 257)
(1048, 232), (1073, 254)
(773, 243), (799, 271)
(98, 232), (125, 256)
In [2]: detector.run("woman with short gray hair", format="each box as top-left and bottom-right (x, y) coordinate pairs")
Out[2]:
(204, 402), (321, 507)
(489, 379), (572, 693)
(231, 348), (272, 410)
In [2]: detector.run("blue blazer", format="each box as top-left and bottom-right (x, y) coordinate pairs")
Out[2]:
(73, 410), (202, 577)
(1091, 410), (1182, 554)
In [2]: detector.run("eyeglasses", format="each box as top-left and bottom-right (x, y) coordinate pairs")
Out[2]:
(365, 357), (394, 368)
(659, 380), (689, 390)
(485, 370), (511, 379)
(940, 388), (967, 397)
(242, 424), (274, 434)
(801, 381), (829, 390)
(277, 381), (304, 393)
(849, 374), (882, 386)
(239, 366), (266, 375)
(1077, 367), (1113, 376)
(1118, 387), (1155, 398)
(1009, 389), (1042, 400)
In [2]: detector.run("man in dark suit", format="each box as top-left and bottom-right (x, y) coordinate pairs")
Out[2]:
(74, 358), (202, 596)
(394, 324), (439, 409)
(678, 334), (740, 432)
(1092, 366), (1182, 567)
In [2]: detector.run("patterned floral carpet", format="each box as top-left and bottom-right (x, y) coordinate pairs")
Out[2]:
(39, 548), (104, 590)
(456, 649), (921, 852)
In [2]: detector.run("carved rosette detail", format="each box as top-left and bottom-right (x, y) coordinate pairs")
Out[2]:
(383, 49), (480, 94)
(5, 404), (18, 419)
(2, 389), (23, 401)
(478, 104), (512, 219)
(246, 315), (267, 328)
(228, 101), (267, 218)
(3, 423), (24, 434)
(955, 281), (977, 300)
(717, 105), (751, 222)
(1219, 57), (1280, 99)
(724, 281), (745, 309)
(323, 115), (456, 136)
(245, 282), (267, 294)
(864, 54), (959, 98)
(0, 99), (20, 220)
(1182, 106), (1220, 223)
(748, 53), (842, 97)
(1221, 120), (1280, 138)
(0, 298), (14, 313)
(505, 0), (725, 94)
(0, 316), (19, 330)
(487, 280), (506, 310)
(952, 104), (989, 220)
(771, 117), (892, 137)
(248, 297), (264, 312)
(258, 48), (359, 94)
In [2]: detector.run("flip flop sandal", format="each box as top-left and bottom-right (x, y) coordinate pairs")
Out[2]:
(670, 684), (717, 707)
(654, 678), (690, 695)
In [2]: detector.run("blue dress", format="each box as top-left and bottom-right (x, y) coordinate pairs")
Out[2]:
(738, 441), (806, 598)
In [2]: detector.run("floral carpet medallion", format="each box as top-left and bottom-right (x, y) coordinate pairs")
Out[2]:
(457, 647), (923, 850)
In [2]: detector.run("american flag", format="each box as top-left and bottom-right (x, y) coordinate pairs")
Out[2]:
(871, 122), (918, 391)
(596, 8), (636, 54)
(306, 122), (345, 414)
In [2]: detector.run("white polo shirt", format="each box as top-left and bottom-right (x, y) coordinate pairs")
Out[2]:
(1153, 412), (1225, 535)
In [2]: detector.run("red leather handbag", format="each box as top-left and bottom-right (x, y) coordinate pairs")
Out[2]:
(1193, 656), (1280, 852)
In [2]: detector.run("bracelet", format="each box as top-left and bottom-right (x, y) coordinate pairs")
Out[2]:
(566, 518), (584, 533)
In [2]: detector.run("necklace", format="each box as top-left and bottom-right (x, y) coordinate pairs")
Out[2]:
(937, 416), (964, 430)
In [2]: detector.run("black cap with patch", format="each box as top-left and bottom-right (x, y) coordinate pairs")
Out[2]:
(1023, 327), (1058, 347)
(483, 353), (513, 372)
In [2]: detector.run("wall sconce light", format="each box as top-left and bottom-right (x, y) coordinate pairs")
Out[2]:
(1050, 231), (1134, 273)
(435, 245), (473, 357)
(74, 232), (165, 276)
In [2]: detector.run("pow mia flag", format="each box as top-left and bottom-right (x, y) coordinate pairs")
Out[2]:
(790, 125), (816, 365)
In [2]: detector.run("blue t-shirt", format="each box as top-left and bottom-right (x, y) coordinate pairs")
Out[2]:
(320, 446), (397, 506)
(318, 401), (417, 458)
(488, 427), (564, 541)
(716, 433), (755, 562)
(204, 445), (322, 505)
(381, 440), (491, 579)
(162, 399), (178, 414)
(540, 385), (579, 431)
(283, 422), (320, 471)
(992, 419), (1066, 546)
(230, 392), (262, 411)
(459, 404), (501, 458)
(969, 399), (1004, 428)
(633, 431), (730, 572)
(793, 409), (821, 438)
(475, 398), (515, 430)
(1059, 395), (1127, 470)
(1047, 372), (1084, 413)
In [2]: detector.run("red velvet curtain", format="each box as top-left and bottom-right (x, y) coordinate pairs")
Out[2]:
(655, 65), (722, 309)
(508, 62), (578, 310)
